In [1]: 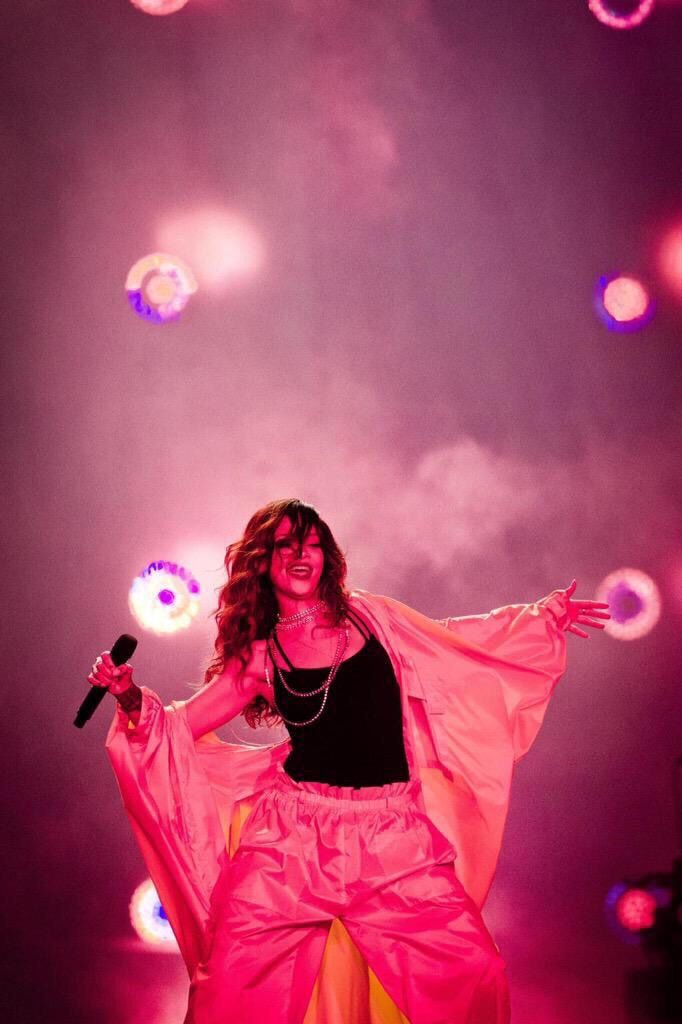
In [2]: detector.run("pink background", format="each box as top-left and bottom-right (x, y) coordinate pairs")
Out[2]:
(4, 1), (682, 1021)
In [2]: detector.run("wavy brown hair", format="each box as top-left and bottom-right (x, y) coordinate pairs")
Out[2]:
(203, 499), (352, 728)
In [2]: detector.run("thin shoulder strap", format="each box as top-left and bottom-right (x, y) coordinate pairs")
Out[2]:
(271, 630), (296, 670)
(345, 606), (372, 640)
(272, 608), (371, 664)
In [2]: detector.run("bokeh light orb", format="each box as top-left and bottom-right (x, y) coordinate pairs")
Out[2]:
(616, 888), (657, 931)
(659, 224), (682, 300)
(129, 560), (201, 635)
(130, 0), (190, 15)
(126, 253), (198, 324)
(604, 880), (672, 945)
(596, 568), (662, 640)
(129, 878), (178, 950)
(594, 273), (655, 331)
(156, 208), (264, 292)
(588, 0), (655, 29)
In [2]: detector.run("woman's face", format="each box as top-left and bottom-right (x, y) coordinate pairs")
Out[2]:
(268, 516), (325, 604)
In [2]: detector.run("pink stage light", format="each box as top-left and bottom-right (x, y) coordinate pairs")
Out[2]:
(156, 208), (264, 292)
(126, 252), (198, 324)
(605, 879), (672, 944)
(130, 0), (190, 14)
(588, 0), (655, 28)
(596, 568), (662, 640)
(659, 224), (682, 300)
(594, 273), (654, 331)
(615, 888), (658, 931)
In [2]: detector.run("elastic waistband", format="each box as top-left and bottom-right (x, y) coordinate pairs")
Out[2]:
(272, 765), (420, 810)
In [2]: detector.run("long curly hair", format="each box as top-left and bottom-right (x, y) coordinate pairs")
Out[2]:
(203, 498), (352, 728)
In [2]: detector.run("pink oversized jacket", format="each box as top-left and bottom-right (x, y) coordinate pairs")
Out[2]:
(105, 587), (570, 1023)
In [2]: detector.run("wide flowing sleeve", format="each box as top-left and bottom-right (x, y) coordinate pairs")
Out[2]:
(438, 588), (570, 762)
(105, 687), (227, 977)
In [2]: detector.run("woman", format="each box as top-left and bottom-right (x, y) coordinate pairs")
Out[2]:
(90, 498), (609, 1024)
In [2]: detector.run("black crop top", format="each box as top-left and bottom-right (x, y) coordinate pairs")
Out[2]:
(270, 609), (410, 788)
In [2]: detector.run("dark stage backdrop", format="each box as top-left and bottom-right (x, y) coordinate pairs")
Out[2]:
(3, 1), (681, 1021)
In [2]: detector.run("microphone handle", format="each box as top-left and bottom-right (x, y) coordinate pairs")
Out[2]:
(73, 634), (138, 729)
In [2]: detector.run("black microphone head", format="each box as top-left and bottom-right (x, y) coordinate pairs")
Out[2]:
(110, 634), (138, 666)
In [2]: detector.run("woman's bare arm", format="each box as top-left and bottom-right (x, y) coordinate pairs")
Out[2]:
(88, 640), (270, 739)
(183, 650), (267, 741)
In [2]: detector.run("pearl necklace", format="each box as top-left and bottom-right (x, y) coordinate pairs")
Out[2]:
(266, 623), (350, 727)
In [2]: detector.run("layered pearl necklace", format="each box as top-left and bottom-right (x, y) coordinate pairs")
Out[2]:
(266, 602), (350, 727)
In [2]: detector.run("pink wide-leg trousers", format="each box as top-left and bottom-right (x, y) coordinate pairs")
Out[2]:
(185, 767), (510, 1024)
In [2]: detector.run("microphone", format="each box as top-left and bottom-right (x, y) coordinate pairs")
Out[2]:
(74, 633), (138, 729)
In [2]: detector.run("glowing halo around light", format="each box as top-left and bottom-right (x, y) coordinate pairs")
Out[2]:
(588, 0), (655, 28)
(596, 568), (662, 640)
(128, 560), (201, 635)
(129, 878), (178, 950)
(594, 272), (655, 331)
(126, 253), (198, 324)
(659, 224), (682, 300)
(130, 0), (190, 15)
(156, 208), (264, 293)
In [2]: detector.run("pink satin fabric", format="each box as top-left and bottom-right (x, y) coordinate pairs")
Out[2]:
(185, 765), (510, 1024)
(105, 588), (569, 1021)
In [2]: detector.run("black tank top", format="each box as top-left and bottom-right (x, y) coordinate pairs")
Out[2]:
(271, 609), (410, 788)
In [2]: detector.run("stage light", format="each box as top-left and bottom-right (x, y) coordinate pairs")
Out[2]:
(595, 568), (662, 640)
(125, 253), (198, 324)
(130, 0), (190, 15)
(128, 560), (201, 635)
(594, 273), (655, 331)
(588, 0), (655, 29)
(156, 208), (264, 292)
(659, 224), (682, 300)
(617, 888), (658, 931)
(605, 880), (671, 945)
(129, 878), (178, 950)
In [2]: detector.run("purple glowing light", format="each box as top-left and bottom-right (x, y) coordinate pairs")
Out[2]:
(125, 253), (197, 325)
(596, 568), (661, 640)
(594, 273), (655, 332)
(129, 560), (201, 634)
(588, 0), (655, 29)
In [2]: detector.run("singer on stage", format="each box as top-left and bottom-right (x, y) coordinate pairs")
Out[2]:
(89, 498), (609, 1024)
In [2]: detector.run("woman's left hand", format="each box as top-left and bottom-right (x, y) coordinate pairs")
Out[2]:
(564, 579), (610, 638)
